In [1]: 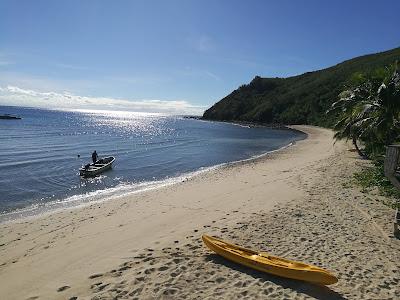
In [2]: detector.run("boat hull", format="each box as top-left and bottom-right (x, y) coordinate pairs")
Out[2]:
(202, 235), (338, 285)
(79, 156), (115, 177)
(0, 115), (21, 119)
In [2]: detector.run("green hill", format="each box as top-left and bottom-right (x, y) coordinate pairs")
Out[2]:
(202, 47), (400, 127)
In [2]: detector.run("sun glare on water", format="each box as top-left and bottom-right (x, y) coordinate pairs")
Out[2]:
(72, 109), (174, 137)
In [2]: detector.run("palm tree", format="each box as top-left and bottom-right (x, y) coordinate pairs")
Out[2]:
(328, 62), (400, 158)
(328, 83), (372, 157)
(367, 63), (400, 146)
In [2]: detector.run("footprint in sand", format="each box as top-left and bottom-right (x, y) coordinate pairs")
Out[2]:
(144, 268), (155, 274)
(57, 285), (70, 292)
(118, 265), (131, 271)
(173, 258), (182, 264)
(94, 283), (110, 292)
(90, 282), (103, 289)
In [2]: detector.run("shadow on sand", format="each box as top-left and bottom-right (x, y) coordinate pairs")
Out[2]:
(206, 254), (347, 300)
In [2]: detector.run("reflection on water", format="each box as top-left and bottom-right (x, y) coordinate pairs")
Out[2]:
(0, 106), (306, 220)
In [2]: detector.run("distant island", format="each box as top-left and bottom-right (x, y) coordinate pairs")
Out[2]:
(202, 47), (400, 127)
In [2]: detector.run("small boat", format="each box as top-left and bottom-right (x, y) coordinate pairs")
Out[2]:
(202, 235), (338, 285)
(0, 114), (21, 120)
(79, 156), (115, 177)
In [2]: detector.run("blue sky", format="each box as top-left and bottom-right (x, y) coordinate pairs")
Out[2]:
(0, 0), (399, 114)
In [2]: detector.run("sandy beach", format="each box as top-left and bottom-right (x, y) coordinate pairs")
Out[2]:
(0, 125), (399, 300)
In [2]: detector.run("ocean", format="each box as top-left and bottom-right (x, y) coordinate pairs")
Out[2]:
(0, 106), (306, 222)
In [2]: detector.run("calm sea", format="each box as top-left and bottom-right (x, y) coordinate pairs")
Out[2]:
(0, 106), (306, 222)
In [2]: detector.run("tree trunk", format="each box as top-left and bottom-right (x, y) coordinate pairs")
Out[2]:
(352, 136), (367, 158)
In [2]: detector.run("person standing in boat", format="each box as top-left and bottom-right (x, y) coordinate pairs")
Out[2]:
(92, 150), (98, 163)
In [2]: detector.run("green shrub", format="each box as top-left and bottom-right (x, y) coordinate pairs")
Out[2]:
(354, 161), (400, 208)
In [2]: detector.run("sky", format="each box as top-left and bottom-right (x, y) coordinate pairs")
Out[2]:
(0, 0), (399, 115)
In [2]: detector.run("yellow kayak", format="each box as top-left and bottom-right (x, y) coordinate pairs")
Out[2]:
(202, 235), (338, 285)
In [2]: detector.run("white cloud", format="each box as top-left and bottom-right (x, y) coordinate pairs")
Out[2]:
(204, 71), (221, 81)
(0, 85), (206, 115)
(177, 67), (221, 82)
(187, 35), (215, 53)
(0, 71), (99, 92)
(53, 62), (89, 70)
(106, 75), (171, 85)
(197, 36), (214, 52)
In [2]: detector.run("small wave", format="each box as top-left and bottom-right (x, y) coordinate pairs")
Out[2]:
(0, 166), (217, 223)
(0, 141), (297, 224)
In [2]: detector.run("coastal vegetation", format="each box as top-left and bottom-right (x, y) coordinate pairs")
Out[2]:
(328, 61), (400, 159)
(331, 62), (400, 206)
(203, 47), (400, 205)
(353, 162), (400, 204)
(202, 47), (400, 128)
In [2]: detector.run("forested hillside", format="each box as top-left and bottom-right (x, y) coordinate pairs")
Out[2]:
(202, 47), (400, 127)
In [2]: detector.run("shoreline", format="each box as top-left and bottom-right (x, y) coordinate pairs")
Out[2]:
(0, 127), (306, 224)
(0, 125), (398, 300)
(197, 117), (304, 130)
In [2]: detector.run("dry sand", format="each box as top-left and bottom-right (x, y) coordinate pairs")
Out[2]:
(0, 125), (399, 300)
